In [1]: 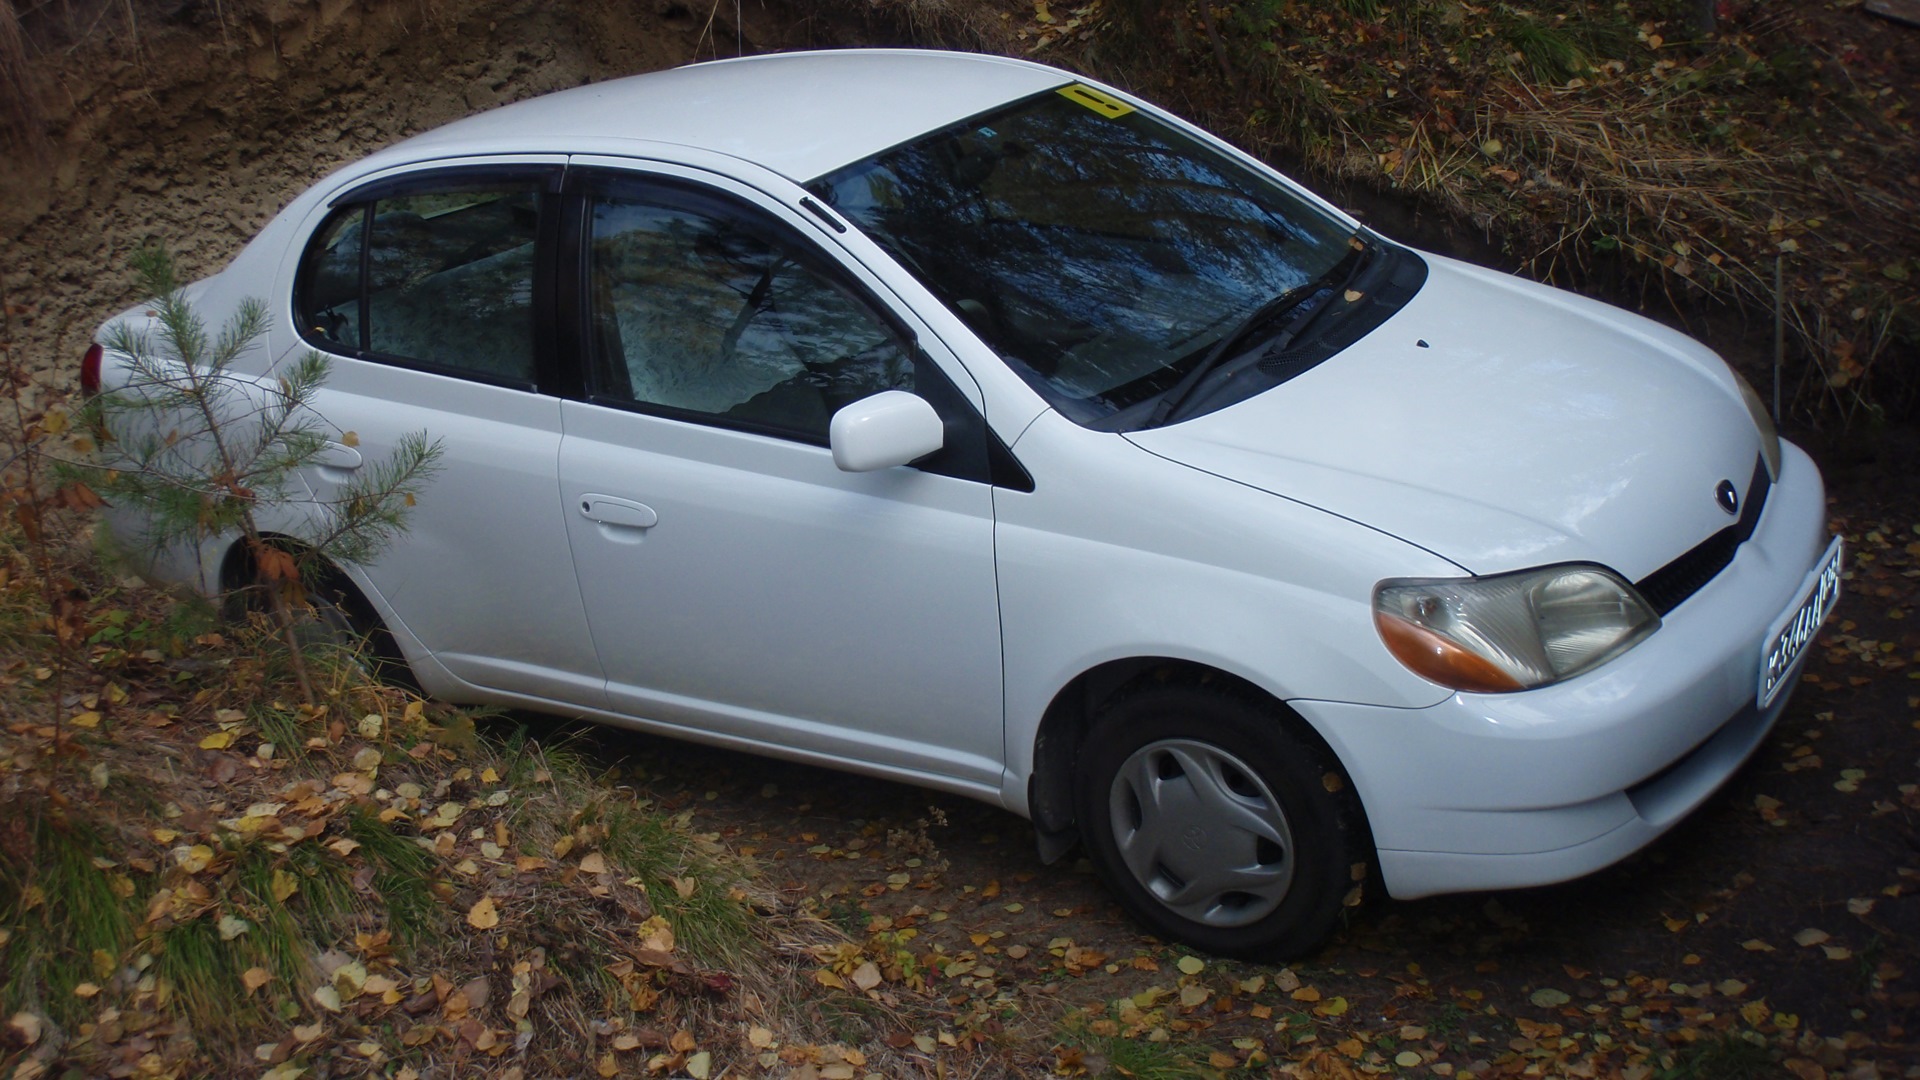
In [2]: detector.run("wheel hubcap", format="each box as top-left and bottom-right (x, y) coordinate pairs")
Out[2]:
(1107, 738), (1295, 928)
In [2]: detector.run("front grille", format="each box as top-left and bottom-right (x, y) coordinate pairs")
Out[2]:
(1634, 455), (1772, 616)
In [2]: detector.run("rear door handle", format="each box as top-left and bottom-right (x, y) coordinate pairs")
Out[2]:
(314, 440), (363, 484)
(580, 494), (658, 531)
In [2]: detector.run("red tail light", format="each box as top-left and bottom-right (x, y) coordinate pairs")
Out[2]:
(80, 343), (102, 397)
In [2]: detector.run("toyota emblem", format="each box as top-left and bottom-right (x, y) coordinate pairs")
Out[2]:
(1715, 480), (1739, 515)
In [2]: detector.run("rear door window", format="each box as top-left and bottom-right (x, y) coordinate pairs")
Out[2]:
(295, 179), (544, 385)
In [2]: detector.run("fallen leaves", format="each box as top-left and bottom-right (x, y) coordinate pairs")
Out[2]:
(1528, 987), (1571, 1008)
(465, 896), (499, 930)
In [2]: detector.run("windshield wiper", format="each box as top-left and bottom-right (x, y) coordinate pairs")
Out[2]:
(1147, 239), (1371, 427)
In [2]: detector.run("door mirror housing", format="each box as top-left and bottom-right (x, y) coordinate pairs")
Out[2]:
(830, 391), (945, 472)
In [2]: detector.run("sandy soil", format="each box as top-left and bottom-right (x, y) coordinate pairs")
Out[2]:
(0, 0), (830, 405)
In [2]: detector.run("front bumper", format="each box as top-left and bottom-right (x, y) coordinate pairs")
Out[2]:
(1296, 441), (1834, 900)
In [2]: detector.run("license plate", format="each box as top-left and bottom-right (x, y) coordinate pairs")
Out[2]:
(1759, 536), (1844, 708)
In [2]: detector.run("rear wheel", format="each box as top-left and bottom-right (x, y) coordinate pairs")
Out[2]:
(224, 547), (415, 688)
(1075, 682), (1365, 959)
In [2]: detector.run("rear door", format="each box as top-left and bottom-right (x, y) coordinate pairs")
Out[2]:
(287, 159), (606, 706)
(554, 162), (1005, 789)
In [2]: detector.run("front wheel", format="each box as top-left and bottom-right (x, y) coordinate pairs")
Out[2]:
(1074, 682), (1367, 959)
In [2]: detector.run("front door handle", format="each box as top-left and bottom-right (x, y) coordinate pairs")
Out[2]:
(580, 494), (658, 531)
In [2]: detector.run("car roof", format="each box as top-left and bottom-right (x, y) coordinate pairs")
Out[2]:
(391, 49), (1074, 183)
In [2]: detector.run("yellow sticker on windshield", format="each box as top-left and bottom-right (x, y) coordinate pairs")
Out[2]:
(1057, 84), (1135, 119)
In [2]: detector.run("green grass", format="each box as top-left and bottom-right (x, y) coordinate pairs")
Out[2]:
(343, 807), (440, 943)
(491, 733), (758, 967)
(1657, 1032), (1775, 1080)
(595, 799), (754, 966)
(0, 804), (137, 1024)
(151, 837), (364, 1033)
(1057, 1026), (1211, 1079)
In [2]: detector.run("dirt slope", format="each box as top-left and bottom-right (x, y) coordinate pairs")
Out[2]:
(0, 0), (828, 395)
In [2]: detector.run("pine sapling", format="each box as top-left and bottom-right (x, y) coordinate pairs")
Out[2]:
(79, 246), (441, 703)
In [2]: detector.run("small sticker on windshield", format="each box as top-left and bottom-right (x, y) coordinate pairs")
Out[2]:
(1057, 84), (1135, 119)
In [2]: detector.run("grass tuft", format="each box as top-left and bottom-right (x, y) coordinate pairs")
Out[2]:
(0, 804), (134, 1025)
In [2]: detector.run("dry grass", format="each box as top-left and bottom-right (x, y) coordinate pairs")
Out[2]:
(0, 493), (851, 1076)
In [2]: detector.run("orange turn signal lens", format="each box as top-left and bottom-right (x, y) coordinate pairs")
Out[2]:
(1374, 610), (1525, 694)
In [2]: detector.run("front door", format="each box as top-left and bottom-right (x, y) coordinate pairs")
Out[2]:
(556, 168), (1004, 788)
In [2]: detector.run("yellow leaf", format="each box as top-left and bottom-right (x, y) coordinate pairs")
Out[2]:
(1176, 955), (1205, 975)
(815, 968), (848, 989)
(218, 915), (250, 940)
(70, 711), (101, 729)
(638, 914), (674, 953)
(578, 852), (607, 874)
(292, 1021), (324, 1043)
(1314, 995), (1349, 1017)
(72, 982), (100, 998)
(176, 845), (215, 874)
(467, 896), (500, 930)
(340, 431), (360, 448)
(200, 731), (233, 750)
(242, 967), (272, 993)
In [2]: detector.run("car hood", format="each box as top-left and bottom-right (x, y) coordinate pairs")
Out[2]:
(1123, 254), (1765, 580)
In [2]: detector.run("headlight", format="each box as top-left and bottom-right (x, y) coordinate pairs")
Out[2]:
(1374, 565), (1660, 693)
(1731, 370), (1782, 480)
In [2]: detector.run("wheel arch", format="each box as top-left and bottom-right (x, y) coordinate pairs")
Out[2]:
(216, 533), (409, 673)
(1026, 657), (1371, 865)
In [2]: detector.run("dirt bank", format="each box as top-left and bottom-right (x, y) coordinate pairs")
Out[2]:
(0, 0), (853, 399)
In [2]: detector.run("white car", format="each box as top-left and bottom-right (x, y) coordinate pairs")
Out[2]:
(89, 48), (1841, 958)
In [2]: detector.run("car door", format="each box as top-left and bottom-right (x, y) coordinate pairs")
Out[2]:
(287, 160), (607, 706)
(555, 163), (1005, 790)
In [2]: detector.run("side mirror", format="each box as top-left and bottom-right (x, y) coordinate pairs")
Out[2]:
(829, 391), (944, 472)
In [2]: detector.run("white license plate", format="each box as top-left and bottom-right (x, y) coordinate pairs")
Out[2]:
(1759, 536), (1844, 708)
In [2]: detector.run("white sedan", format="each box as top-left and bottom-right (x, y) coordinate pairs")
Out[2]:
(91, 48), (1841, 957)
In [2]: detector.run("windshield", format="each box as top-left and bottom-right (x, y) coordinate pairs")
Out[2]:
(807, 85), (1360, 424)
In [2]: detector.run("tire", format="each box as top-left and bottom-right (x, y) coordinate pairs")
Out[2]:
(1073, 681), (1367, 959)
(224, 549), (415, 689)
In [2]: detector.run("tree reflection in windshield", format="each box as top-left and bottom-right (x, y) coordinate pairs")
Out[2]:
(808, 87), (1354, 423)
